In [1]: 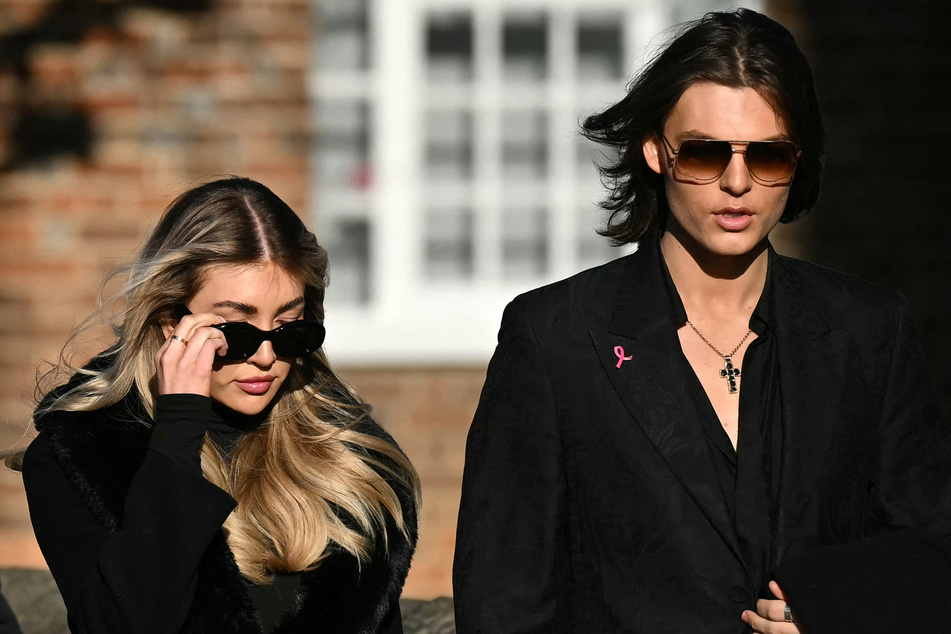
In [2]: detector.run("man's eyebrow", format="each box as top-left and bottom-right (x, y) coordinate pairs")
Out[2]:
(677, 129), (791, 142)
(678, 129), (713, 140)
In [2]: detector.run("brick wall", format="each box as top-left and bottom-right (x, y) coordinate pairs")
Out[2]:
(0, 0), (315, 584)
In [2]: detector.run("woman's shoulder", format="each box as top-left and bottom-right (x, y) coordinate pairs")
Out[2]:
(29, 370), (151, 495)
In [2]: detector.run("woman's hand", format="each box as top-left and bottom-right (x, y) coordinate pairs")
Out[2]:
(155, 312), (229, 396)
(742, 581), (801, 634)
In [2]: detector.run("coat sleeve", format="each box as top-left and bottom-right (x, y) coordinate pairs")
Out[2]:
(453, 300), (570, 633)
(773, 296), (951, 634)
(23, 396), (238, 634)
(866, 295), (951, 533)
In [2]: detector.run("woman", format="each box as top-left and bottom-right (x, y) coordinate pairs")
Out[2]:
(20, 177), (420, 633)
(453, 9), (951, 634)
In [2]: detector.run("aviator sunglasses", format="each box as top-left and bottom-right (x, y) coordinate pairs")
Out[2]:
(178, 307), (326, 360)
(660, 134), (801, 183)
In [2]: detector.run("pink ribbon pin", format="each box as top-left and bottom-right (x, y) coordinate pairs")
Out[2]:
(614, 346), (633, 368)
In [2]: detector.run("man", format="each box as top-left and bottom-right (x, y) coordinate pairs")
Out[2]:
(453, 9), (951, 633)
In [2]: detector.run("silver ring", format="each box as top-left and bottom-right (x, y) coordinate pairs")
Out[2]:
(784, 603), (795, 623)
(170, 334), (188, 346)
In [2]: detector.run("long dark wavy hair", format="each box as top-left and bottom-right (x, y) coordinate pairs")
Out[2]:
(582, 8), (825, 245)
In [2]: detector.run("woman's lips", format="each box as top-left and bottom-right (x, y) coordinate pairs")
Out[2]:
(715, 208), (752, 231)
(235, 376), (275, 395)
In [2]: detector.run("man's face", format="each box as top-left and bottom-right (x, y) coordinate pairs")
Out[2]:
(643, 82), (796, 257)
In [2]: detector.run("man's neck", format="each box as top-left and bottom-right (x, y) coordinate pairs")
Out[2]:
(659, 229), (769, 323)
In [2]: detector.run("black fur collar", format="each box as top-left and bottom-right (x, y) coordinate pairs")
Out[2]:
(35, 386), (417, 634)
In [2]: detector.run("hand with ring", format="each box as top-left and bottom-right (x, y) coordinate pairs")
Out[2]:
(741, 580), (801, 633)
(155, 311), (229, 397)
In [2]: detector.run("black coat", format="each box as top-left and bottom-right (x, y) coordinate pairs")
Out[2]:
(23, 381), (417, 634)
(0, 579), (22, 634)
(453, 238), (951, 633)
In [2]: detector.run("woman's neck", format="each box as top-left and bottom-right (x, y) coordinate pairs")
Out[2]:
(659, 229), (769, 323)
(210, 399), (270, 433)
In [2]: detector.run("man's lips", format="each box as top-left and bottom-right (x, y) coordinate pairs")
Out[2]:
(235, 376), (275, 395)
(715, 207), (752, 231)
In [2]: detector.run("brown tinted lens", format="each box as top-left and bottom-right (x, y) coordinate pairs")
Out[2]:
(746, 141), (799, 181)
(674, 140), (733, 180)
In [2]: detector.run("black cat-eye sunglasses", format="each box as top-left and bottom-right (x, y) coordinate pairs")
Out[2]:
(177, 307), (325, 360)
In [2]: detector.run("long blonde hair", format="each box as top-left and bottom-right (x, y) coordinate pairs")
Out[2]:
(34, 177), (420, 583)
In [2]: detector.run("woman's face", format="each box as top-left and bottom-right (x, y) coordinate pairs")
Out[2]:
(643, 82), (794, 258)
(186, 262), (305, 415)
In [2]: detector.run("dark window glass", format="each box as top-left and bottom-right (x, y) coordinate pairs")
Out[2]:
(425, 205), (474, 280)
(323, 218), (371, 304)
(315, 100), (371, 191)
(577, 15), (624, 81)
(503, 13), (548, 81)
(316, 0), (370, 71)
(503, 110), (547, 179)
(426, 12), (474, 81)
(503, 206), (547, 277)
(426, 109), (473, 180)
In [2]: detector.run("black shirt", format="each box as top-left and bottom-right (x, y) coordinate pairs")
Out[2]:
(658, 244), (783, 599)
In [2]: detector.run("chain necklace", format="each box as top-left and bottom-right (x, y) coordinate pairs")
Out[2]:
(685, 321), (752, 395)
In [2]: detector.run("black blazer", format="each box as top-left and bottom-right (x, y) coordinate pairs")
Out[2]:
(453, 238), (951, 633)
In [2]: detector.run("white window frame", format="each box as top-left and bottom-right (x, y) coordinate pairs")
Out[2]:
(310, 0), (760, 365)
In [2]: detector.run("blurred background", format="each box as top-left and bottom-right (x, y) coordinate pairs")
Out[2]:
(1, 0), (949, 614)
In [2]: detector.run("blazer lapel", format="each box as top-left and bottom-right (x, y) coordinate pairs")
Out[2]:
(589, 240), (746, 568)
(769, 255), (852, 567)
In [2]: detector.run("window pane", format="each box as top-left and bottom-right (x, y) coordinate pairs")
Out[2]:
(426, 12), (473, 82)
(577, 15), (624, 81)
(323, 217), (371, 305)
(503, 13), (548, 81)
(503, 206), (547, 277)
(425, 205), (474, 280)
(316, 101), (371, 191)
(503, 110), (547, 179)
(425, 109), (473, 180)
(316, 0), (370, 71)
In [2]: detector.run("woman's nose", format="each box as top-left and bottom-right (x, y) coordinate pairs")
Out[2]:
(247, 339), (276, 366)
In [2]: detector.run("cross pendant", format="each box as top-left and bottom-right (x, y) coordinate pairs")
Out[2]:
(719, 355), (741, 394)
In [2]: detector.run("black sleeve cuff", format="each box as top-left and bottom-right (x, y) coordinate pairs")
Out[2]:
(149, 394), (217, 476)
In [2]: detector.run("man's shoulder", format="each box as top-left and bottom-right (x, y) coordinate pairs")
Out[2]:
(774, 252), (908, 324)
(506, 254), (632, 323)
